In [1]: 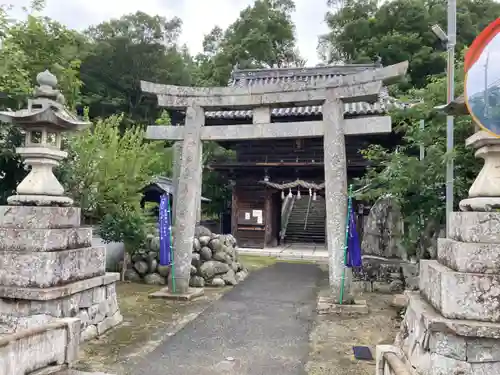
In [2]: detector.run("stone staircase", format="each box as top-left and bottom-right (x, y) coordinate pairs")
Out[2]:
(284, 196), (326, 244)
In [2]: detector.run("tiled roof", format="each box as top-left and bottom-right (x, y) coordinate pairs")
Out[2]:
(205, 64), (403, 119)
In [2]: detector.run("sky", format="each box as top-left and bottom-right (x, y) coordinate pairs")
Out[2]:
(10, 0), (330, 66)
(466, 33), (500, 97)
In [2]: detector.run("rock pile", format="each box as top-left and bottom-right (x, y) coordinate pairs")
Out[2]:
(124, 226), (248, 287)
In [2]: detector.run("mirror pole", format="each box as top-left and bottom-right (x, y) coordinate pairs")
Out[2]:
(445, 0), (456, 237)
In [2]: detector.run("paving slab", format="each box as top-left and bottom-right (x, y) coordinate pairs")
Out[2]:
(126, 262), (322, 375)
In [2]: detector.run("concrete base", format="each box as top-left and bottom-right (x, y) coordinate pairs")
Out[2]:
(149, 287), (204, 301)
(316, 296), (368, 315)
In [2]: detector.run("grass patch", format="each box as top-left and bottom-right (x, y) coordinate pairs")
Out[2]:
(239, 255), (277, 270)
(239, 254), (315, 271)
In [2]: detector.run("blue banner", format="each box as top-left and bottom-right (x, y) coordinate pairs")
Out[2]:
(159, 194), (172, 266)
(346, 205), (362, 268)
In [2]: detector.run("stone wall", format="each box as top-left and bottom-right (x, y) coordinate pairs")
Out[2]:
(125, 225), (248, 288)
(353, 256), (419, 292)
(0, 274), (121, 342)
(0, 318), (80, 375)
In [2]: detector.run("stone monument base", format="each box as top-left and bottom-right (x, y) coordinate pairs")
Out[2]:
(316, 296), (369, 316)
(377, 211), (500, 375)
(388, 293), (500, 374)
(149, 287), (204, 301)
(0, 206), (122, 342)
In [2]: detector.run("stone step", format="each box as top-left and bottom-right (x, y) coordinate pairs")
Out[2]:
(420, 260), (500, 323)
(0, 247), (106, 288)
(0, 227), (92, 252)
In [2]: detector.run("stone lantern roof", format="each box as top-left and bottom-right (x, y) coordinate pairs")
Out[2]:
(0, 70), (89, 130)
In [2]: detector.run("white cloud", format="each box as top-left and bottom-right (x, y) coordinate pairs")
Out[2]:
(9, 0), (330, 66)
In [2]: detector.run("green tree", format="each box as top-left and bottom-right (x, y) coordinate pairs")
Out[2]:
(60, 114), (172, 278)
(80, 11), (193, 124)
(0, 1), (86, 203)
(193, 0), (304, 86)
(61, 114), (170, 222)
(355, 51), (479, 258)
(319, 0), (500, 88)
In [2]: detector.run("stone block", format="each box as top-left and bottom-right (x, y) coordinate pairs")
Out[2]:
(96, 311), (123, 335)
(60, 295), (80, 317)
(397, 295), (500, 374)
(0, 206), (81, 229)
(92, 286), (106, 304)
(437, 238), (500, 274)
(107, 294), (119, 316)
(429, 331), (466, 361)
(80, 324), (97, 342)
(76, 310), (90, 329)
(0, 272), (119, 300)
(316, 297), (369, 315)
(105, 284), (116, 298)
(403, 292), (500, 340)
(0, 247), (106, 288)
(149, 287), (204, 301)
(97, 299), (110, 318)
(0, 227), (92, 252)
(449, 212), (500, 243)
(429, 353), (471, 374)
(61, 318), (81, 365)
(420, 260), (500, 322)
(88, 304), (104, 325)
(467, 338), (500, 363)
(79, 289), (93, 308)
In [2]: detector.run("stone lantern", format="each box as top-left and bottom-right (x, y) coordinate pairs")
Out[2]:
(0, 70), (90, 206)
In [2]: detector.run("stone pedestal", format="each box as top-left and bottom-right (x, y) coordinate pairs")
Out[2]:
(378, 212), (500, 374)
(0, 206), (122, 342)
(459, 131), (500, 211)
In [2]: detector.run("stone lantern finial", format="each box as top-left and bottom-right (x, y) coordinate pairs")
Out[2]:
(34, 69), (65, 105)
(36, 69), (58, 89)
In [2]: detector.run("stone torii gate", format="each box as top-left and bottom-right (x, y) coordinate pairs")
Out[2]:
(141, 61), (408, 300)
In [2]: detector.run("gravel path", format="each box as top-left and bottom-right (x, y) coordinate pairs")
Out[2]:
(126, 262), (323, 375)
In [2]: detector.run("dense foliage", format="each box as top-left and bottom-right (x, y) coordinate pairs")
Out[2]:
(356, 51), (479, 257)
